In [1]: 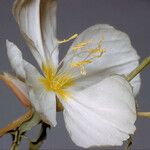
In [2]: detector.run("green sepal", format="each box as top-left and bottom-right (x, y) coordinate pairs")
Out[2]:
(19, 110), (41, 134)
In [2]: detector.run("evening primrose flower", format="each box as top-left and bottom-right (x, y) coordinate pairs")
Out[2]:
(6, 0), (141, 148)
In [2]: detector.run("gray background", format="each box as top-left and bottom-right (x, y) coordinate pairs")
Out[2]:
(0, 0), (150, 149)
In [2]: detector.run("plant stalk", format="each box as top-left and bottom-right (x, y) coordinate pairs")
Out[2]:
(127, 56), (150, 82)
(137, 112), (150, 118)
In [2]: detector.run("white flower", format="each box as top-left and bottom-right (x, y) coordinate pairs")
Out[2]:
(6, 0), (141, 148)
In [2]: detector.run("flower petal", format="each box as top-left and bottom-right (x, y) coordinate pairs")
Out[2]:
(29, 88), (57, 126)
(0, 73), (31, 107)
(61, 75), (136, 148)
(24, 62), (57, 126)
(6, 40), (25, 79)
(13, 0), (59, 67)
(62, 24), (141, 95)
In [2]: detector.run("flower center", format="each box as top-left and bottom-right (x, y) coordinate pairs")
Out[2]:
(39, 64), (75, 100)
(39, 33), (106, 100)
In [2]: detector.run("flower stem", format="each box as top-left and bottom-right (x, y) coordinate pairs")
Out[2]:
(127, 57), (150, 119)
(125, 136), (132, 150)
(127, 56), (150, 82)
(137, 112), (150, 118)
(0, 109), (33, 137)
(10, 130), (21, 150)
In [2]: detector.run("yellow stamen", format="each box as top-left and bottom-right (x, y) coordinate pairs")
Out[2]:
(98, 33), (105, 48)
(40, 34), (106, 98)
(70, 60), (92, 68)
(87, 34), (106, 58)
(58, 34), (78, 44)
(42, 63), (56, 80)
(70, 60), (92, 76)
(88, 48), (106, 54)
(72, 40), (92, 51)
(39, 64), (75, 100)
(88, 48), (106, 59)
(80, 66), (87, 75)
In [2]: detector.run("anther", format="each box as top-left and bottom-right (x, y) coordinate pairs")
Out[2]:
(70, 60), (92, 68)
(72, 40), (93, 51)
(58, 34), (78, 44)
(98, 33), (105, 48)
(70, 60), (92, 76)
(80, 66), (87, 75)
(88, 48), (106, 54)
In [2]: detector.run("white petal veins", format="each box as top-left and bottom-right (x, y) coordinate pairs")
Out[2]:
(11, 2), (141, 145)
(29, 88), (57, 126)
(61, 75), (136, 148)
(13, 0), (59, 67)
(6, 40), (26, 79)
(24, 62), (57, 126)
(62, 24), (141, 96)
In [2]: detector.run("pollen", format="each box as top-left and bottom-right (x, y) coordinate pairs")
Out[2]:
(69, 35), (106, 76)
(89, 48), (106, 58)
(80, 66), (87, 75)
(58, 34), (78, 44)
(70, 60), (92, 68)
(72, 40), (92, 51)
(39, 64), (75, 100)
(88, 48), (106, 54)
(70, 60), (92, 75)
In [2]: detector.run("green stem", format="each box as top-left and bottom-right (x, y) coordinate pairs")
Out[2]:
(10, 143), (19, 150)
(137, 112), (150, 118)
(125, 136), (132, 150)
(10, 130), (21, 150)
(127, 56), (150, 81)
